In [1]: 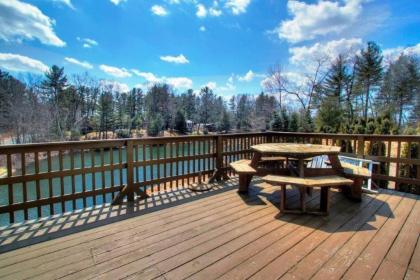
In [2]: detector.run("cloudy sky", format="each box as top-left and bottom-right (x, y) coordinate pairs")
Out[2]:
(0, 0), (419, 95)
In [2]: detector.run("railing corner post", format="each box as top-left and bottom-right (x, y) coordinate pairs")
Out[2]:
(209, 135), (225, 183)
(357, 136), (365, 158)
(126, 139), (135, 202)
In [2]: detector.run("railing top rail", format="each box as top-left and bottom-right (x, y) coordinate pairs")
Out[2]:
(268, 131), (420, 141)
(1, 131), (419, 152)
(0, 132), (268, 152)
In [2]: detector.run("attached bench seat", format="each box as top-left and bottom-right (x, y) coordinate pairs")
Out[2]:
(229, 159), (256, 174)
(262, 175), (353, 188)
(340, 162), (371, 178)
(262, 175), (353, 215)
(230, 159), (256, 194)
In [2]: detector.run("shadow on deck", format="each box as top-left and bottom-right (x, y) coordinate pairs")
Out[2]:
(0, 177), (418, 280)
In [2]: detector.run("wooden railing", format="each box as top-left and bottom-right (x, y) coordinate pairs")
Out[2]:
(0, 132), (419, 224)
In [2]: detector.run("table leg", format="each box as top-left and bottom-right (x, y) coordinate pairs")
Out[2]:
(298, 158), (312, 196)
(238, 152), (261, 194)
(320, 186), (330, 214)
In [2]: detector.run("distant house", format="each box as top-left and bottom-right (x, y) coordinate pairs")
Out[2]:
(186, 120), (194, 132)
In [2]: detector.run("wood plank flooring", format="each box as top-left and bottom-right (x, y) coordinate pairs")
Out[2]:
(0, 177), (418, 280)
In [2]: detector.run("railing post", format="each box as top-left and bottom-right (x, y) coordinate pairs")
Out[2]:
(357, 136), (365, 158)
(126, 139), (134, 202)
(266, 132), (273, 143)
(209, 135), (226, 182)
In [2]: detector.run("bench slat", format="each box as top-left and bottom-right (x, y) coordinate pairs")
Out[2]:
(230, 159), (257, 174)
(262, 175), (353, 188)
(341, 162), (371, 178)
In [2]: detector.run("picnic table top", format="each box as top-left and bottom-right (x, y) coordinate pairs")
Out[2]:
(251, 143), (341, 158)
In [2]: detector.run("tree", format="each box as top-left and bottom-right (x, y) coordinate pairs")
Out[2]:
(270, 111), (283, 131)
(378, 54), (419, 131)
(41, 65), (68, 139)
(174, 110), (187, 134)
(96, 91), (114, 139)
(147, 115), (162, 136)
(355, 42), (383, 122)
(316, 96), (343, 133)
(289, 112), (299, 132)
(218, 109), (231, 132)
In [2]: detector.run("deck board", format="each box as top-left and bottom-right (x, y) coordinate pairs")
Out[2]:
(0, 177), (418, 280)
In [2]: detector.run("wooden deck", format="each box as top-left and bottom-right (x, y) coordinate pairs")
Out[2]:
(0, 177), (419, 280)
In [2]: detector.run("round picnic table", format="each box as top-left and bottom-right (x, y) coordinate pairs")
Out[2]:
(250, 143), (342, 178)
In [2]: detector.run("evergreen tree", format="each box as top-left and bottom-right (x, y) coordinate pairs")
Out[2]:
(270, 111), (283, 131)
(147, 115), (162, 136)
(42, 65), (68, 139)
(174, 110), (187, 134)
(355, 42), (383, 122)
(289, 112), (299, 132)
(218, 109), (231, 132)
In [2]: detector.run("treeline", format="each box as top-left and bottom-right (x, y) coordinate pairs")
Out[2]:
(0, 41), (419, 144)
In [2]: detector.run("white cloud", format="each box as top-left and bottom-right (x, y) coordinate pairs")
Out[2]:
(199, 26), (206, 32)
(132, 69), (160, 83)
(204, 81), (217, 90)
(225, 0), (251, 15)
(238, 70), (255, 82)
(0, 0), (65, 47)
(276, 0), (365, 43)
(77, 37), (98, 48)
(132, 69), (192, 89)
(289, 38), (363, 66)
(52, 0), (74, 10)
(0, 53), (49, 73)
(160, 54), (189, 64)
(99, 64), (132, 78)
(196, 4), (207, 17)
(110, 0), (126, 5)
(64, 57), (93, 69)
(209, 7), (222, 16)
(166, 77), (193, 88)
(383, 43), (420, 61)
(151, 5), (168, 16)
(100, 80), (130, 93)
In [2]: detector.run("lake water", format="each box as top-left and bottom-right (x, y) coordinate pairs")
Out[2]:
(0, 143), (215, 225)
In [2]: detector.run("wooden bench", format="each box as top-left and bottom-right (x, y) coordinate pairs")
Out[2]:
(325, 158), (372, 201)
(230, 159), (257, 193)
(262, 175), (353, 215)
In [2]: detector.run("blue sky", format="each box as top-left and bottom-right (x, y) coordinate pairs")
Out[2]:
(0, 0), (419, 96)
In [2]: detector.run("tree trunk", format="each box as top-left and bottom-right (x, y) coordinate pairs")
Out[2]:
(364, 83), (370, 123)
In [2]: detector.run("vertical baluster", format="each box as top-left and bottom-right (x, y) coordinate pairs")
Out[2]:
(110, 146), (115, 200)
(163, 143), (167, 190)
(395, 140), (401, 190)
(21, 153), (28, 220)
(70, 149), (76, 210)
(142, 144), (146, 188)
(170, 143), (173, 189)
(81, 148), (86, 208)
(119, 147), (123, 193)
(47, 151), (53, 215)
(135, 144), (139, 185)
(91, 149), (96, 205)
(59, 150), (65, 213)
(149, 144), (153, 192)
(198, 141), (202, 180)
(100, 148), (106, 202)
(7, 154), (14, 223)
(176, 142), (179, 188)
(34, 151), (41, 218)
(187, 141), (194, 183)
(157, 144), (161, 192)
(191, 141), (195, 182)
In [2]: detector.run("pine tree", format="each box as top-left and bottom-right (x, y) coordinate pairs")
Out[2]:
(270, 111), (283, 131)
(218, 109), (231, 133)
(355, 42), (383, 122)
(42, 65), (68, 139)
(289, 112), (299, 132)
(174, 110), (187, 134)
